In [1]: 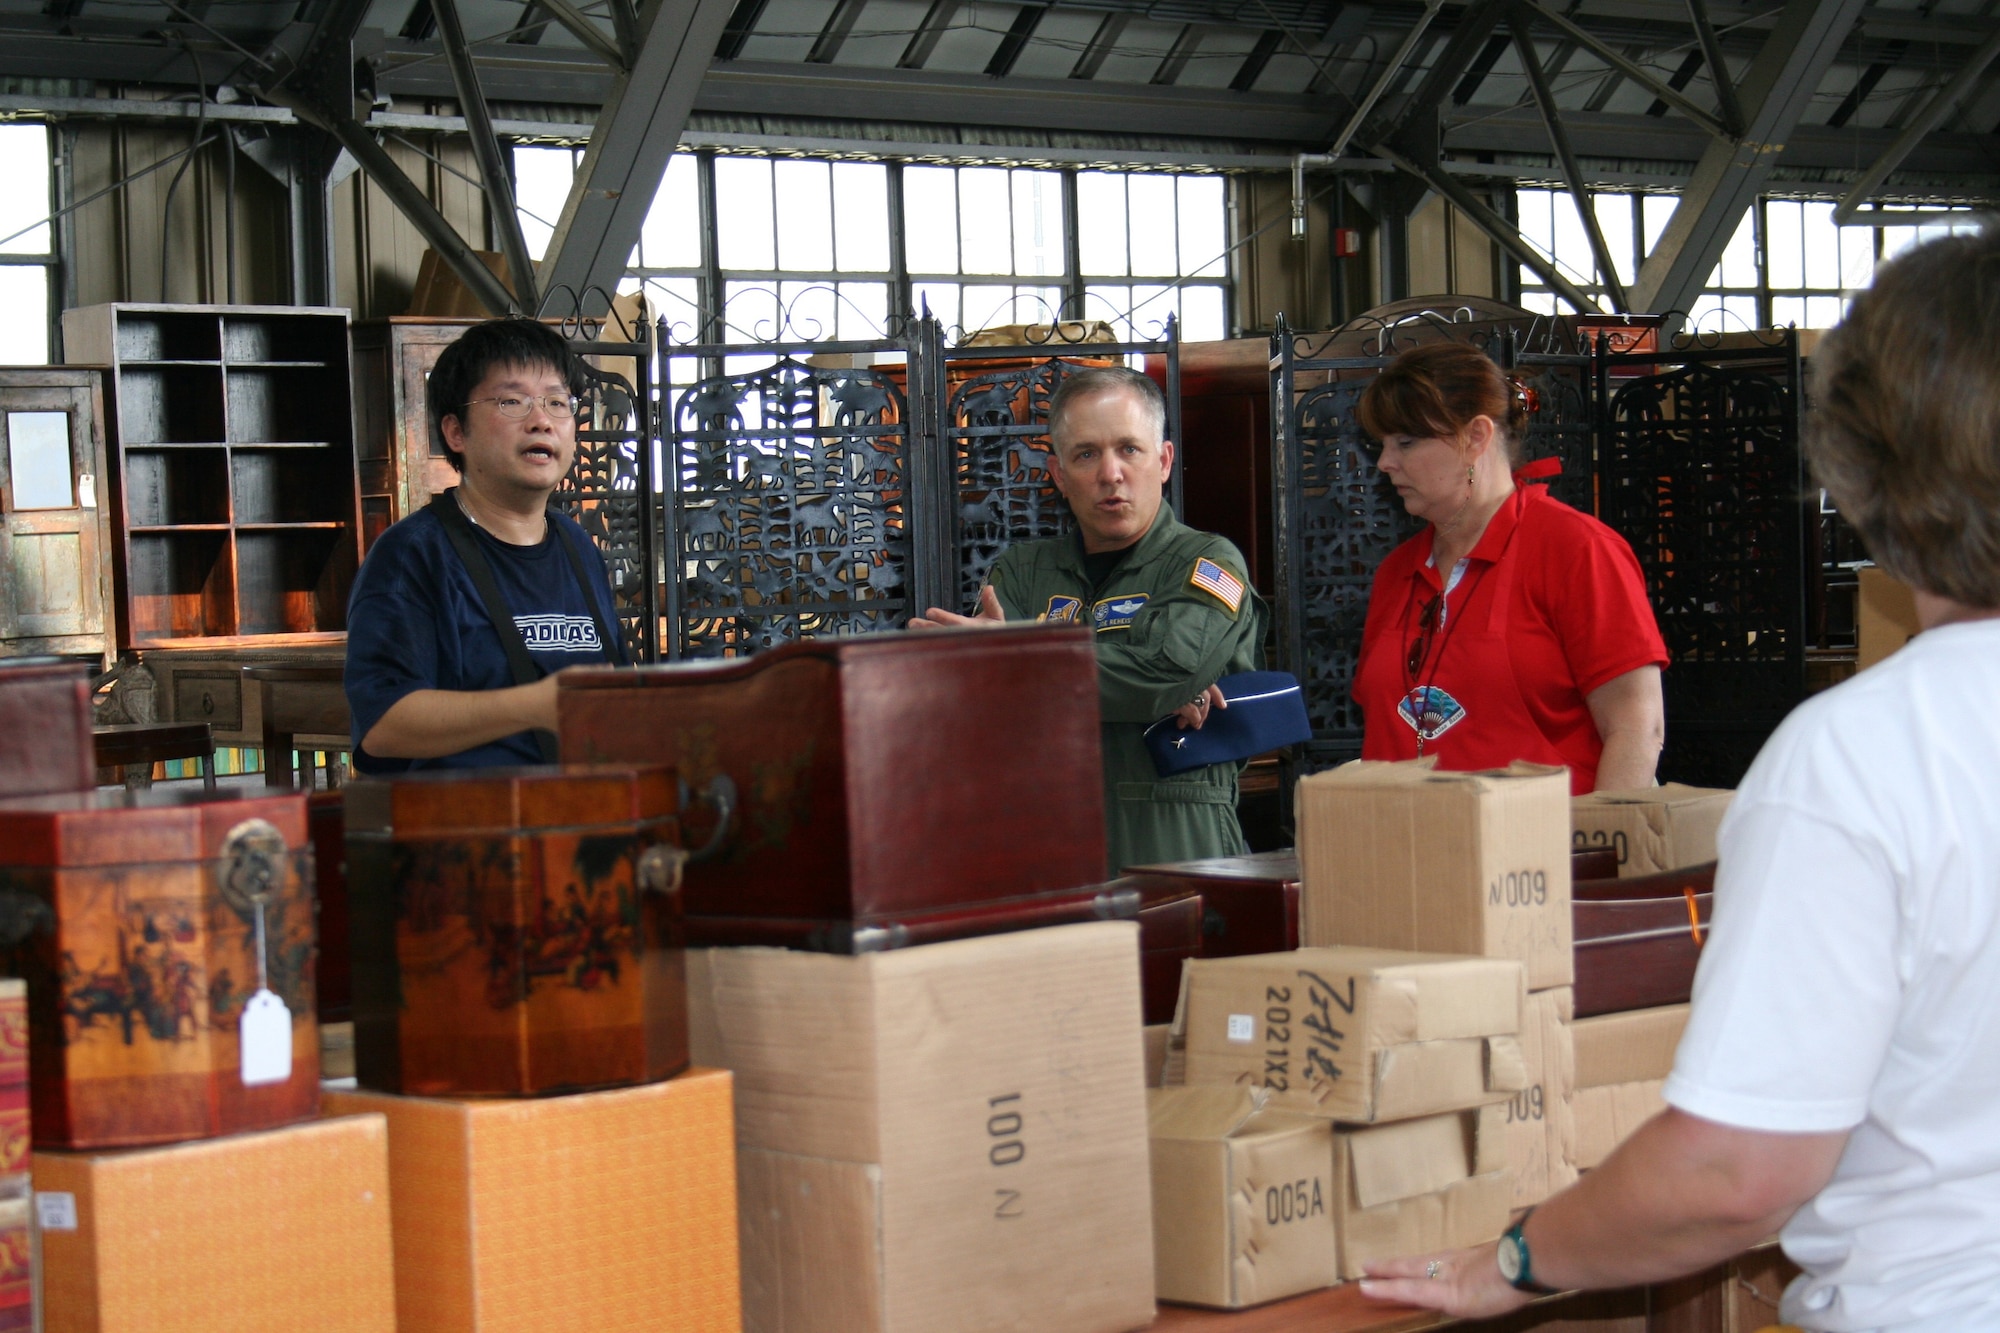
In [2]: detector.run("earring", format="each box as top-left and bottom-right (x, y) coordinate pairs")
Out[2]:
(1466, 464), (1475, 484)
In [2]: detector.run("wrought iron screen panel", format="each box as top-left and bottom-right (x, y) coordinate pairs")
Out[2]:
(1599, 332), (1807, 787)
(1510, 329), (1599, 516)
(660, 338), (929, 659)
(550, 335), (658, 663)
(1271, 322), (1414, 772)
(936, 321), (1181, 614)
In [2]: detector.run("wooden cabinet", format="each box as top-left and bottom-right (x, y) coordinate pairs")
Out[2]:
(351, 317), (477, 549)
(0, 368), (114, 663)
(61, 304), (361, 649)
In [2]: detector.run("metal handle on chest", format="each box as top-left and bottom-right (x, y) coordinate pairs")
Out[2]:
(636, 843), (688, 898)
(677, 773), (738, 866)
(220, 818), (288, 913)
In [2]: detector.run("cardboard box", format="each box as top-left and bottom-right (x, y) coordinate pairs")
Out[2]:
(1571, 786), (1734, 878)
(1503, 987), (1576, 1209)
(324, 1070), (740, 1333)
(34, 1115), (395, 1333)
(689, 922), (1155, 1333)
(1148, 1086), (1337, 1309)
(1573, 1080), (1667, 1169)
(1177, 947), (1526, 1122)
(1574, 1004), (1688, 1089)
(1334, 1105), (1511, 1280)
(1297, 761), (1573, 989)
(1145, 1024), (1171, 1088)
(1858, 566), (1921, 670)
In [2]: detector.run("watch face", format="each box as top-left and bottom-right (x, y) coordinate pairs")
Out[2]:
(1497, 1235), (1525, 1283)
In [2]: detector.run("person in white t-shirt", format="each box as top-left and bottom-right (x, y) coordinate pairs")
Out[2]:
(1360, 225), (2000, 1331)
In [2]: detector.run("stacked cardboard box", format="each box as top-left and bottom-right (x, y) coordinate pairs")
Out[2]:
(687, 922), (1156, 1333)
(1571, 785), (1733, 878)
(1572, 1004), (1688, 1169)
(1294, 761), (1577, 1210)
(1169, 946), (1525, 1285)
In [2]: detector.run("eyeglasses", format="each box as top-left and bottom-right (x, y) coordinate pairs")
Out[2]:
(462, 394), (581, 420)
(1406, 594), (1442, 680)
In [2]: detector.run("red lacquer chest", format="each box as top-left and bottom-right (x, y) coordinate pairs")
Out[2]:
(557, 626), (1114, 951)
(1136, 888), (1203, 1025)
(0, 788), (318, 1148)
(1573, 861), (1714, 1018)
(344, 764), (689, 1096)
(0, 658), (94, 798)
(1124, 849), (1302, 958)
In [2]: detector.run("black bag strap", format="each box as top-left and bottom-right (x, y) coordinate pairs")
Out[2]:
(549, 516), (628, 668)
(429, 491), (559, 763)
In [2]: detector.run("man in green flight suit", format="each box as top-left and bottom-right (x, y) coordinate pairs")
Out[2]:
(913, 365), (1265, 875)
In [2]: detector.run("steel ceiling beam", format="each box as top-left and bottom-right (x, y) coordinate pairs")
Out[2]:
(1519, 1), (1730, 139)
(1151, 24), (1203, 84)
(1630, 0), (1870, 316)
(898, 0), (959, 68)
(433, 0), (537, 312)
(1070, 12), (1127, 78)
(1682, 0), (1744, 135)
(1833, 22), (2000, 223)
(808, 0), (868, 64)
(526, 0), (629, 69)
(1511, 14), (1626, 311)
(1367, 0), (1511, 148)
(536, 0), (737, 314)
(986, 2), (1048, 76)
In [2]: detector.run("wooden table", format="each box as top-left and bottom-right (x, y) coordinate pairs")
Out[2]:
(1154, 1285), (1439, 1331)
(92, 721), (216, 791)
(243, 665), (349, 790)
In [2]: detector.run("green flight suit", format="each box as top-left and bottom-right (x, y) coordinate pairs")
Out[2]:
(987, 506), (1265, 877)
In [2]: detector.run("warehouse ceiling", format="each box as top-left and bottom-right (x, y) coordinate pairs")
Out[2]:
(0, 0), (1992, 314)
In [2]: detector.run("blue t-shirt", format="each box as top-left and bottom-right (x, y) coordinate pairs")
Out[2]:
(344, 502), (622, 773)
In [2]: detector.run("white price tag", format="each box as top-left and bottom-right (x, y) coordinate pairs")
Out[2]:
(1226, 1013), (1255, 1044)
(239, 989), (293, 1086)
(76, 473), (96, 508)
(35, 1192), (76, 1232)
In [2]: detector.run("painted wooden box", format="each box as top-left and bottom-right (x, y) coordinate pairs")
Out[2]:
(1124, 849), (1302, 959)
(1573, 861), (1715, 1018)
(0, 788), (318, 1148)
(0, 980), (24, 1180)
(345, 765), (689, 1097)
(0, 657), (94, 799)
(557, 626), (1117, 951)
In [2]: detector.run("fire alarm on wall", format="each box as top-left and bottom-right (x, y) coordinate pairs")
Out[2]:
(1333, 228), (1363, 258)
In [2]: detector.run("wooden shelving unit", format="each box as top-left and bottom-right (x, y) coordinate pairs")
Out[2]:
(63, 304), (361, 650)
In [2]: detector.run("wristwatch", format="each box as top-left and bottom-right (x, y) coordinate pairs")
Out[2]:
(1496, 1212), (1561, 1295)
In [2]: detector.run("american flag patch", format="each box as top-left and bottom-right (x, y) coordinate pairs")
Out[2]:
(1189, 558), (1245, 613)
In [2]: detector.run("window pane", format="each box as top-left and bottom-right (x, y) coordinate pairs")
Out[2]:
(1078, 173), (1128, 276)
(513, 145), (575, 262)
(0, 126), (49, 256)
(1765, 200), (1802, 290)
(1015, 285), (1064, 325)
(836, 282), (888, 339)
(0, 266), (47, 364)
(1801, 201), (1840, 289)
(1181, 285), (1226, 341)
(1518, 189), (1556, 262)
(1594, 194), (1635, 286)
(638, 153), (701, 270)
(958, 168), (1013, 275)
(779, 280), (838, 341)
(775, 160), (834, 272)
(1838, 226), (1876, 290)
(1771, 294), (1806, 329)
(1129, 282), (1174, 335)
(714, 157), (776, 270)
(832, 163), (890, 273)
(724, 280), (780, 341)
(903, 168), (959, 274)
(959, 284), (1017, 333)
(1806, 295), (1844, 330)
(1128, 175), (1177, 276)
(7, 410), (71, 509)
(643, 276), (703, 341)
(1641, 194), (1676, 254)
(1178, 176), (1226, 277)
(1722, 294), (1758, 330)
(1716, 210), (1757, 288)
(1551, 195), (1592, 284)
(1012, 170), (1063, 278)
(1518, 290), (1560, 316)
(1083, 284), (1130, 324)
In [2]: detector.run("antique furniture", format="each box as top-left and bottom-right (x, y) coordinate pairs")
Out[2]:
(245, 664), (349, 789)
(91, 721), (217, 791)
(138, 644), (345, 748)
(345, 764), (689, 1096)
(0, 369), (115, 665)
(558, 626), (1119, 951)
(0, 787), (319, 1147)
(308, 790), (350, 1022)
(61, 304), (360, 649)
(350, 317), (473, 547)
(1124, 850), (1302, 959)
(0, 657), (94, 798)
(1571, 845), (1620, 882)
(1137, 888), (1203, 1025)
(1573, 862), (1716, 1018)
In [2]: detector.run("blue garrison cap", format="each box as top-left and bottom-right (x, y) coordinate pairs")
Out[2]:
(1142, 671), (1312, 777)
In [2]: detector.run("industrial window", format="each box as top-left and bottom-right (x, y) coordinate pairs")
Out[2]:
(513, 149), (1233, 346)
(1513, 186), (1983, 332)
(0, 124), (55, 366)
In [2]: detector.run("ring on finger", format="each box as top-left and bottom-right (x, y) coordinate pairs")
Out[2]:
(1426, 1260), (1443, 1280)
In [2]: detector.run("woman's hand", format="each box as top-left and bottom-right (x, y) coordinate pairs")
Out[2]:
(1360, 1243), (1534, 1320)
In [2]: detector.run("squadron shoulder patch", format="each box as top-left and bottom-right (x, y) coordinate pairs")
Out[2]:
(1189, 557), (1246, 614)
(1043, 594), (1083, 623)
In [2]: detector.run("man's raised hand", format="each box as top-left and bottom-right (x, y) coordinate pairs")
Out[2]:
(910, 584), (1008, 630)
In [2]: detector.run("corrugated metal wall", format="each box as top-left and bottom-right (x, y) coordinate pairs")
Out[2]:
(61, 114), (491, 330)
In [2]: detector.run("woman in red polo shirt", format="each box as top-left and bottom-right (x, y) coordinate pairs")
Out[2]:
(1351, 343), (1667, 794)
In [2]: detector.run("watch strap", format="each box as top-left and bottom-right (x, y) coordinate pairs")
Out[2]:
(1501, 1216), (1561, 1295)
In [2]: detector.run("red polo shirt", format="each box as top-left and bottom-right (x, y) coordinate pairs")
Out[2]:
(1353, 484), (1668, 793)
